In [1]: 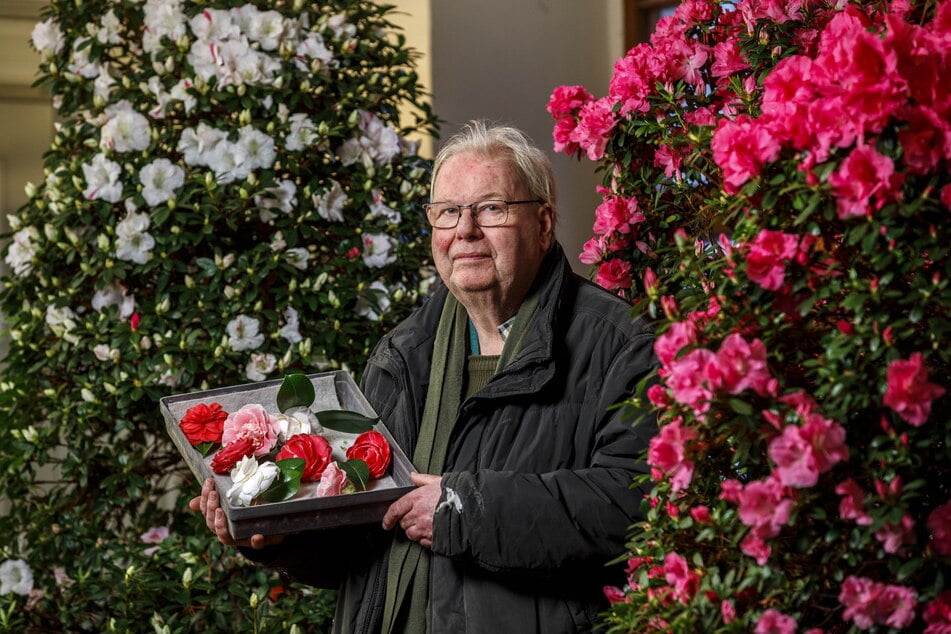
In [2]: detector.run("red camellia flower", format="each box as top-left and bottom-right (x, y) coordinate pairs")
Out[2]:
(178, 402), (228, 445)
(276, 433), (333, 482)
(345, 430), (391, 479)
(210, 437), (255, 475)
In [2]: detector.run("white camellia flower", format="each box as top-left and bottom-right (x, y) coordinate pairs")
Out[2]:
(227, 314), (265, 351)
(254, 179), (296, 221)
(238, 125), (276, 171)
(115, 211), (155, 264)
(81, 153), (123, 203)
(361, 233), (397, 268)
(100, 105), (151, 153)
(139, 158), (185, 206)
(369, 190), (401, 224)
(284, 113), (317, 152)
(4, 227), (40, 277)
(68, 36), (100, 78)
(45, 305), (78, 343)
(245, 351), (277, 382)
(226, 456), (280, 507)
(91, 282), (135, 319)
(279, 306), (302, 344)
(275, 406), (320, 439)
(31, 18), (64, 60)
(93, 343), (121, 362)
(356, 280), (394, 321)
(0, 559), (34, 596)
(142, 0), (187, 56)
(313, 180), (347, 222)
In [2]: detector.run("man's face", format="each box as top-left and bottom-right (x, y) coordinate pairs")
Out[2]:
(430, 152), (553, 314)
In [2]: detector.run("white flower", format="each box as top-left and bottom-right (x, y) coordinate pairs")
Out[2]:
(177, 122), (227, 167)
(91, 282), (135, 319)
(284, 113), (317, 152)
(245, 352), (277, 382)
(93, 67), (117, 102)
(369, 190), (401, 224)
(68, 37), (100, 78)
(254, 179), (296, 221)
(81, 153), (123, 202)
(143, 0), (187, 55)
(45, 305), (78, 344)
(294, 34), (334, 72)
(93, 343), (120, 362)
(0, 559), (34, 596)
(31, 18), (64, 59)
(4, 227), (40, 277)
(361, 233), (397, 268)
(327, 14), (357, 40)
(189, 8), (239, 43)
(115, 211), (155, 264)
(275, 406), (319, 438)
(101, 107), (151, 153)
(339, 111), (401, 168)
(244, 9), (288, 51)
(96, 10), (122, 45)
(356, 280), (393, 321)
(279, 306), (302, 344)
(238, 125), (276, 171)
(226, 456), (279, 507)
(205, 139), (247, 183)
(313, 180), (347, 222)
(284, 247), (309, 271)
(227, 314), (265, 351)
(139, 158), (185, 206)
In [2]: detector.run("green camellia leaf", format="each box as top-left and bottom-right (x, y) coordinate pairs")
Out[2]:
(196, 441), (216, 457)
(316, 410), (380, 433)
(256, 458), (306, 503)
(340, 459), (370, 491)
(276, 373), (315, 413)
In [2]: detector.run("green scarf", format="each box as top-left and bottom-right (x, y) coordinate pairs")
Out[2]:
(381, 288), (541, 633)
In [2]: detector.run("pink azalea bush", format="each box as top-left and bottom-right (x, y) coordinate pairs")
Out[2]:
(550, 0), (949, 631)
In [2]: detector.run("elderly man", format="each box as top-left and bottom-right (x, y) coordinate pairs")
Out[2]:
(191, 121), (658, 633)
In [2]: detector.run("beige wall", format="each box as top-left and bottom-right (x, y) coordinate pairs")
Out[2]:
(0, 1), (623, 276)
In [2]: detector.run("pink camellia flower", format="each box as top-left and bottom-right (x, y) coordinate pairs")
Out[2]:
(648, 417), (698, 491)
(745, 229), (799, 291)
(654, 320), (698, 367)
(546, 84), (593, 119)
(592, 195), (644, 235)
(711, 115), (781, 194)
(570, 96), (617, 161)
(883, 352), (946, 426)
(721, 474), (793, 539)
(595, 258), (633, 291)
(221, 403), (282, 457)
(664, 348), (717, 414)
(712, 333), (775, 396)
(835, 479), (873, 525)
(927, 499), (951, 556)
(827, 144), (897, 218)
(839, 576), (917, 630)
(663, 551), (699, 603)
(315, 461), (347, 497)
(755, 609), (797, 634)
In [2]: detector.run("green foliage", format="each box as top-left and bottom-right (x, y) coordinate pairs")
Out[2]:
(0, 0), (437, 630)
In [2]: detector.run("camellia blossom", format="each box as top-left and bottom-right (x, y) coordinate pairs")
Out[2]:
(178, 402), (227, 445)
(277, 433), (334, 482)
(648, 417), (698, 491)
(275, 406), (320, 438)
(226, 455), (280, 507)
(221, 403), (281, 457)
(226, 314), (265, 351)
(361, 233), (397, 268)
(595, 258), (633, 291)
(138, 158), (185, 207)
(0, 559), (34, 596)
(711, 115), (781, 194)
(745, 229), (799, 291)
(345, 430), (392, 479)
(315, 461), (348, 497)
(82, 153), (123, 202)
(570, 96), (617, 161)
(883, 352), (946, 426)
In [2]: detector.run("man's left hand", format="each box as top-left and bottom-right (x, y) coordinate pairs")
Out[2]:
(382, 472), (442, 548)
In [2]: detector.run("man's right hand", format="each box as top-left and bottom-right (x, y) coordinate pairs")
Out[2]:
(188, 477), (284, 549)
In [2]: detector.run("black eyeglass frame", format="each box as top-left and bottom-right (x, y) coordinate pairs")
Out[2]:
(422, 199), (544, 228)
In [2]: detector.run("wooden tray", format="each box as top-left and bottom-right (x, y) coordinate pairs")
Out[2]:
(161, 371), (415, 538)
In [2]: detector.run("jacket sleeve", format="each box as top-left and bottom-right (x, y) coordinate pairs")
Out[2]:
(432, 332), (658, 574)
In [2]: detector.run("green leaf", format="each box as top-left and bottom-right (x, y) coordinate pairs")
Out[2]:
(727, 398), (753, 416)
(340, 459), (370, 491)
(276, 373), (315, 413)
(195, 441), (217, 457)
(255, 458), (305, 503)
(316, 409), (379, 433)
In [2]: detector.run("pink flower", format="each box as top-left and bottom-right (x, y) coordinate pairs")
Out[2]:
(654, 320), (698, 367)
(923, 591), (951, 634)
(740, 532), (772, 565)
(721, 599), (737, 624)
(769, 412), (848, 488)
(140, 525), (170, 556)
(874, 513), (915, 554)
(595, 258), (632, 291)
(664, 348), (717, 413)
(942, 183), (951, 211)
(221, 403), (282, 457)
(570, 96), (617, 160)
(711, 115), (781, 194)
(883, 352), (946, 426)
(603, 585), (628, 605)
(711, 39), (750, 78)
(721, 474), (793, 539)
(745, 229), (799, 291)
(827, 144), (897, 218)
(648, 417), (698, 491)
(689, 505), (711, 524)
(712, 333), (775, 396)
(314, 461), (347, 497)
(592, 195), (644, 235)
(755, 609), (797, 634)
(927, 499), (951, 556)
(663, 551), (699, 603)
(835, 479), (873, 525)
(546, 85), (593, 119)
(609, 44), (663, 115)
(839, 576), (918, 630)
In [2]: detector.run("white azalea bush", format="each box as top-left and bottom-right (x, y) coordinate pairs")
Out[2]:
(0, 0), (436, 630)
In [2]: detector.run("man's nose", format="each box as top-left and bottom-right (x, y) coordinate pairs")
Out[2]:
(455, 207), (482, 236)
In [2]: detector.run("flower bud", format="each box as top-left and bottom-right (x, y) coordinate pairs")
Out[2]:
(182, 567), (193, 589)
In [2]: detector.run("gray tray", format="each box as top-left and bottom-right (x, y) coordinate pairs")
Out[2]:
(161, 371), (415, 538)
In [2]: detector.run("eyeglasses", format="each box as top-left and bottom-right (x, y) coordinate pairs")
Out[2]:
(423, 199), (544, 229)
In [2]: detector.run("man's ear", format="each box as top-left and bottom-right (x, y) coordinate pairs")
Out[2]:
(538, 202), (556, 251)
